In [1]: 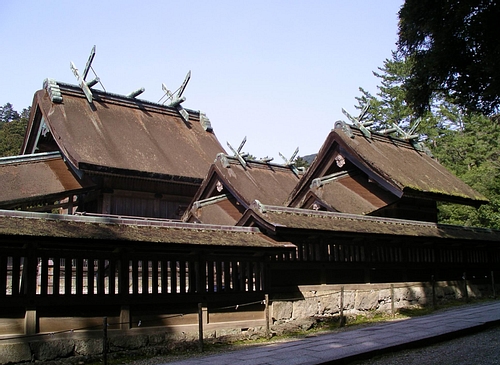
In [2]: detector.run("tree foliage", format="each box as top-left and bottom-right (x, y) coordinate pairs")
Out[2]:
(0, 103), (29, 157)
(398, 0), (500, 116)
(355, 54), (500, 229)
(0, 103), (21, 123)
(355, 52), (439, 138)
(294, 156), (310, 169)
(432, 114), (500, 229)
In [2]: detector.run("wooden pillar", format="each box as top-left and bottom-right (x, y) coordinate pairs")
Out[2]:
(390, 284), (395, 318)
(120, 306), (131, 330)
(491, 271), (496, 299)
(102, 193), (111, 215)
(119, 250), (130, 301)
(463, 272), (469, 302)
(265, 294), (270, 338)
(24, 308), (37, 335)
(24, 245), (38, 334)
(432, 275), (437, 309)
(339, 286), (345, 327)
(198, 303), (205, 352)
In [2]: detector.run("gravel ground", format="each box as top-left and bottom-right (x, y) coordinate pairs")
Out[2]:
(350, 325), (500, 365)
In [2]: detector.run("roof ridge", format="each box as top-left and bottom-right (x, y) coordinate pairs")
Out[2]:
(252, 202), (498, 233)
(251, 201), (439, 227)
(347, 125), (420, 150)
(53, 81), (203, 119)
(0, 151), (62, 165)
(0, 209), (261, 233)
(217, 154), (299, 172)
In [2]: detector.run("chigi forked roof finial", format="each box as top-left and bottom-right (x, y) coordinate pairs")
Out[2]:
(159, 70), (191, 123)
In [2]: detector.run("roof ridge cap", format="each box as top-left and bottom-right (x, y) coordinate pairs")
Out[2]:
(256, 204), (439, 227)
(0, 209), (261, 233)
(0, 151), (62, 165)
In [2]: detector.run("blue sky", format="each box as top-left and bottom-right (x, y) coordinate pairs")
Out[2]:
(1, 0), (403, 159)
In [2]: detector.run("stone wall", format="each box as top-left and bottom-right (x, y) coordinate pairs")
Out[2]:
(270, 281), (497, 324)
(1, 281), (497, 364)
(0, 329), (199, 365)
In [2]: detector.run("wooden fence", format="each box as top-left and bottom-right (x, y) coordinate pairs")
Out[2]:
(0, 240), (267, 337)
(1, 232), (499, 338)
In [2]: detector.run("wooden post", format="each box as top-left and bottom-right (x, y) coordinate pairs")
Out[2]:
(119, 250), (129, 301)
(24, 245), (38, 335)
(491, 271), (496, 299)
(390, 284), (395, 318)
(120, 306), (131, 330)
(463, 272), (469, 302)
(432, 275), (437, 310)
(103, 317), (108, 365)
(24, 308), (37, 335)
(265, 294), (270, 338)
(339, 286), (345, 327)
(198, 303), (204, 352)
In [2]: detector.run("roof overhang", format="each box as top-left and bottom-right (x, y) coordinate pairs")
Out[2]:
(0, 152), (95, 210)
(0, 209), (295, 253)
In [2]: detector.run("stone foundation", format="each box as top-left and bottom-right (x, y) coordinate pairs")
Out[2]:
(1, 281), (497, 364)
(271, 281), (497, 323)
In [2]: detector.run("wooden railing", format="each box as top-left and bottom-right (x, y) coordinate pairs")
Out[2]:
(2, 250), (265, 303)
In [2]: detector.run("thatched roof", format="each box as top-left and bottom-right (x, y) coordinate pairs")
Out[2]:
(239, 202), (500, 242)
(183, 154), (299, 224)
(0, 152), (94, 209)
(287, 123), (488, 210)
(0, 209), (293, 250)
(22, 82), (225, 181)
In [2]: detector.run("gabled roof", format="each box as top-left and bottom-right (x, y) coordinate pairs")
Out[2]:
(0, 209), (294, 251)
(0, 152), (94, 209)
(287, 122), (488, 210)
(183, 154), (300, 224)
(238, 201), (500, 242)
(299, 170), (399, 214)
(22, 82), (225, 182)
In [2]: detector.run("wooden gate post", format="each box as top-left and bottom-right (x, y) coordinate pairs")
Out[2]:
(491, 271), (496, 299)
(24, 245), (38, 335)
(24, 308), (37, 335)
(390, 284), (395, 318)
(463, 272), (469, 302)
(198, 303), (204, 352)
(432, 275), (437, 310)
(265, 294), (270, 338)
(120, 306), (131, 330)
(339, 286), (345, 327)
(103, 317), (108, 365)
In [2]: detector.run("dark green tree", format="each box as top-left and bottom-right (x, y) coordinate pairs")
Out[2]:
(398, 0), (500, 116)
(294, 156), (310, 169)
(0, 103), (29, 157)
(355, 52), (438, 138)
(355, 54), (500, 228)
(0, 103), (21, 123)
(432, 113), (500, 229)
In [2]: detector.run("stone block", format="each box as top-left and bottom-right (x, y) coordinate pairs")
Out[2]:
(74, 338), (102, 356)
(354, 290), (378, 311)
(343, 291), (356, 310)
(148, 333), (167, 345)
(109, 334), (148, 351)
(292, 297), (319, 319)
(272, 301), (293, 321)
(30, 339), (75, 361)
(0, 343), (31, 365)
(319, 293), (340, 315)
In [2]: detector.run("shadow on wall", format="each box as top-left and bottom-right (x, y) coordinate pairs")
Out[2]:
(270, 280), (499, 324)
